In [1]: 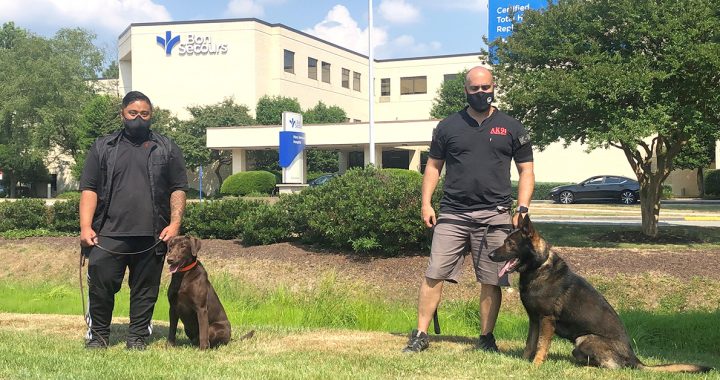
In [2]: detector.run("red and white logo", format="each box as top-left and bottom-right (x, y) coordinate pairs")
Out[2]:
(490, 127), (507, 135)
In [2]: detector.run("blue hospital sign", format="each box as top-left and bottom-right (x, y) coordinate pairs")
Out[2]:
(488, 0), (549, 43)
(279, 131), (305, 168)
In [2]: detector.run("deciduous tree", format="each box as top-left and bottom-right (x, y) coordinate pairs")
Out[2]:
(492, 0), (720, 236)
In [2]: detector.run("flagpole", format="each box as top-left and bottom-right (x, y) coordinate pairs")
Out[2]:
(368, 0), (376, 165)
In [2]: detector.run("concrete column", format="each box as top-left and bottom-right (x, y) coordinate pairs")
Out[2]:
(408, 148), (422, 172)
(714, 139), (720, 169)
(364, 145), (383, 168)
(231, 148), (247, 174)
(338, 151), (349, 173)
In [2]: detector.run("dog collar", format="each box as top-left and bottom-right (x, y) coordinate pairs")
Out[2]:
(178, 260), (198, 272)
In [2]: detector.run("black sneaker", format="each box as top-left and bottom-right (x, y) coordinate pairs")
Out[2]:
(402, 329), (429, 353)
(126, 336), (147, 350)
(477, 333), (499, 352)
(85, 336), (108, 349)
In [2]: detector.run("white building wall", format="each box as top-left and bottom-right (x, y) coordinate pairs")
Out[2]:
(114, 18), (711, 196)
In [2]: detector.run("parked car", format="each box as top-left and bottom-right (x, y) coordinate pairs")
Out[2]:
(548, 175), (640, 205)
(308, 173), (338, 187)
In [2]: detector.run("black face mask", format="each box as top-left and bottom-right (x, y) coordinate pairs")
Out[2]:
(123, 116), (152, 138)
(466, 91), (494, 113)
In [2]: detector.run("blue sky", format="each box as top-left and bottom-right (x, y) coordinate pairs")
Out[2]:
(0, 0), (490, 62)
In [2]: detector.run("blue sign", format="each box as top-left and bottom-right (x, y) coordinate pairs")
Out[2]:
(487, 0), (549, 43)
(279, 131), (305, 168)
(157, 31), (180, 55)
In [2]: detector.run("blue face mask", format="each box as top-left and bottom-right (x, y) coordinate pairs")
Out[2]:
(123, 116), (152, 138)
(466, 91), (494, 113)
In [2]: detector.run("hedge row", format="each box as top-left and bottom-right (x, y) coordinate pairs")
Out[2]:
(0, 199), (80, 233)
(2, 168), (656, 255)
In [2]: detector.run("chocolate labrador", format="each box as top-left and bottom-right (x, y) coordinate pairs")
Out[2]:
(166, 235), (233, 349)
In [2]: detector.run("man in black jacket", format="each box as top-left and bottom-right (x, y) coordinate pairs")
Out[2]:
(79, 91), (188, 350)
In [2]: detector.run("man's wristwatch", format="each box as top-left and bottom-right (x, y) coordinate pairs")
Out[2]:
(516, 205), (529, 214)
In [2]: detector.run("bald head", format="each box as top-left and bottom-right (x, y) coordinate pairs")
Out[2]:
(464, 66), (494, 93)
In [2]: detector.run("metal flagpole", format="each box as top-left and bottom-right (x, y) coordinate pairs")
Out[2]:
(368, 0), (376, 165)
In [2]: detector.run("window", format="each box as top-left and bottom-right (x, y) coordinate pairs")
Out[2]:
(353, 72), (361, 91)
(321, 62), (331, 83)
(444, 73), (458, 82)
(308, 57), (317, 79)
(342, 68), (350, 88)
(380, 78), (390, 96)
(400, 76), (427, 94)
(284, 49), (295, 74)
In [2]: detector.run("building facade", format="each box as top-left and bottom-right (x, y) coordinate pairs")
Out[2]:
(117, 18), (716, 196)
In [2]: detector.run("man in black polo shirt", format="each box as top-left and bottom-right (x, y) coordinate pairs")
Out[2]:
(403, 66), (535, 353)
(79, 91), (188, 350)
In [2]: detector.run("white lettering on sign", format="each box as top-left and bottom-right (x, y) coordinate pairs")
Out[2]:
(496, 3), (531, 14)
(177, 34), (229, 56)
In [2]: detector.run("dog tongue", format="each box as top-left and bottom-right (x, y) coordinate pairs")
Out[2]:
(168, 264), (180, 274)
(498, 258), (518, 278)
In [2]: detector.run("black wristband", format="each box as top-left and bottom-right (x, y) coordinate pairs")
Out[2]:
(516, 206), (529, 213)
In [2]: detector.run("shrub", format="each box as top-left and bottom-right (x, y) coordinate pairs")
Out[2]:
(381, 168), (422, 181)
(56, 191), (81, 201)
(661, 184), (674, 200)
(238, 202), (293, 245)
(50, 199), (80, 233)
(183, 198), (264, 239)
(287, 166), (431, 255)
(512, 181), (572, 201)
(0, 199), (48, 232)
(705, 170), (720, 196)
(220, 171), (276, 196)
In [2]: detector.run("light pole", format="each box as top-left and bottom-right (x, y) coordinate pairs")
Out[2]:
(368, 0), (376, 165)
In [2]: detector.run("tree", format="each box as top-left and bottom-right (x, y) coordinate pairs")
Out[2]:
(158, 99), (255, 185)
(303, 101), (347, 173)
(0, 23), (104, 197)
(253, 96), (303, 172)
(255, 95), (302, 125)
(71, 94), (122, 179)
(673, 133), (717, 196)
(491, 0), (720, 237)
(102, 61), (119, 79)
(430, 71), (467, 119)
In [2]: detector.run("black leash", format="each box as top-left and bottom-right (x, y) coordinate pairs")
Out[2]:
(78, 239), (164, 347)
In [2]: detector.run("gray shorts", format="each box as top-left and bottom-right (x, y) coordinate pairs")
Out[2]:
(425, 209), (512, 286)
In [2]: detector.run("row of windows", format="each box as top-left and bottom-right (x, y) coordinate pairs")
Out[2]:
(380, 73), (459, 96)
(284, 49), (461, 97)
(284, 49), (361, 91)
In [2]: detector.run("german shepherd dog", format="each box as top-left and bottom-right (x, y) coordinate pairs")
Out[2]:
(488, 215), (711, 373)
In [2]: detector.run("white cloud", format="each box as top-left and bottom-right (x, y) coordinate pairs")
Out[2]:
(0, 0), (171, 33)
(378, 0), (420, 24)
(224, 0), (285, 18)
(380, 34), (442, 57)
(303, 5), (387, 55)
(429, 0), (486, 12)
(305, 4), (441, 59)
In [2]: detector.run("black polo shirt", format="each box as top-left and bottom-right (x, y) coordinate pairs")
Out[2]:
(429, 106), (533, 212)
(80, 131), (187, 237)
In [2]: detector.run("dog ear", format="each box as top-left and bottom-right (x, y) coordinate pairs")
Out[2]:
(190, 236), (201, 257)
(521, 214), (535, 237)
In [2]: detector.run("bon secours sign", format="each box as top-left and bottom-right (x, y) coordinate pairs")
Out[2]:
(156, 31), (229, 56)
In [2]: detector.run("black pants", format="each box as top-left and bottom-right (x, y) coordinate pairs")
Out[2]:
(85, 236), (165, 341)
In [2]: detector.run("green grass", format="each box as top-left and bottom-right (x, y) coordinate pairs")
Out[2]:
(534, 223), (720, 248)
(0, 272), (719, 379)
